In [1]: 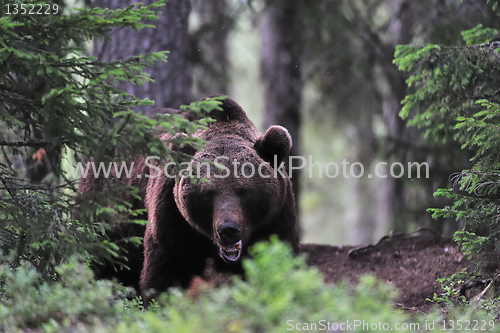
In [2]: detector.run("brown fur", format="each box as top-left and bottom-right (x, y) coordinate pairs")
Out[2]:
(80, 97), (299, 299)
(140, 97), (298, 299)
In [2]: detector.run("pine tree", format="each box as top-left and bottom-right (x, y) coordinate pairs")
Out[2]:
(394, 1), (500, 267)
(0, 0), (215, 277)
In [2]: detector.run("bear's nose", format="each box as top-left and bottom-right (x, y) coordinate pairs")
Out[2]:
(217, 224), (241, 245)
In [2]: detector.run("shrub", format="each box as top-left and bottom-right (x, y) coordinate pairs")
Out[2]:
(0, 0), (217, 277)
(394, 1), (500, 274)
(1, 238), (497, 332)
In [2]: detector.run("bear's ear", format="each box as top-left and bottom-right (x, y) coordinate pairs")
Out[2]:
(254, 125), (292, 166)
(203, 95), (246, 122)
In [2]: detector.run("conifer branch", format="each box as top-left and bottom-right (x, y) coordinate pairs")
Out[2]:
(0, 139), (69, 147)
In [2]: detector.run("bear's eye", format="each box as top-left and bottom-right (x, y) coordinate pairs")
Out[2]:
(236, 187), (250, 198)
(201, 189), (216, 198)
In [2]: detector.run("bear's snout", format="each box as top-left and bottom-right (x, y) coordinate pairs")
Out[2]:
(215, 220), (243, 262)
(217, 223), (241, 245)
(216, 222), (243, 263)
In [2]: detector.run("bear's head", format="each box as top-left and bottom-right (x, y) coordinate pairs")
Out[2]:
(173, 123), (293, 263)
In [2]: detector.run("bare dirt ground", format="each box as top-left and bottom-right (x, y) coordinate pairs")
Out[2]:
(300, 228), (474, 313)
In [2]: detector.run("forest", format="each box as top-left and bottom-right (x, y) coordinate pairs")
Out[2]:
(1, 0), (500, 331)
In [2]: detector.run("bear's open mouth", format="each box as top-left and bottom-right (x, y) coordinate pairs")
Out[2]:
(219, 240), (242, 262)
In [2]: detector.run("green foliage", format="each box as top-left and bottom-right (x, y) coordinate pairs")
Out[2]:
(431, 269), (469, 306)
(430, 268), (500, 322)
(1, 238), (497, 332)
(0, 255), (132, 331)
(114, 237), (409, 332)
(395, 4), (500, 271)
(0, 0), (218, 277)
(395, 41), (498, 143)
(461, 24), (500, 45)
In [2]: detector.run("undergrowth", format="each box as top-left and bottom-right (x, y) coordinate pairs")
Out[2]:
(1, 237), (498, 332)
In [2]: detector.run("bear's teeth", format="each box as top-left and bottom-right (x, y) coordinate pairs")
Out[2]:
(220, 240), (242, 251)
(219, 240), (242, 262)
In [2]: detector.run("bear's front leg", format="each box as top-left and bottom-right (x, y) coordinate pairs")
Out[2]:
(139, 224), (218, 304)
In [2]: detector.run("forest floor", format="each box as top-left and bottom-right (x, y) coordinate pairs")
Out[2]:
(300, 228), (481, 313)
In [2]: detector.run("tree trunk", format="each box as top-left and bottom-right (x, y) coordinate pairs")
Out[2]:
(260, 0), (303, 204)
(192, 0), (232, 97)
(93, 0), (191, 110)
(380, 0), (418, 233)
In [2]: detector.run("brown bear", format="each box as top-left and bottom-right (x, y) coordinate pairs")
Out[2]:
(78, 153), (150, 292)
(80, 96), (299, 298)
(140, 97), (299, 298)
